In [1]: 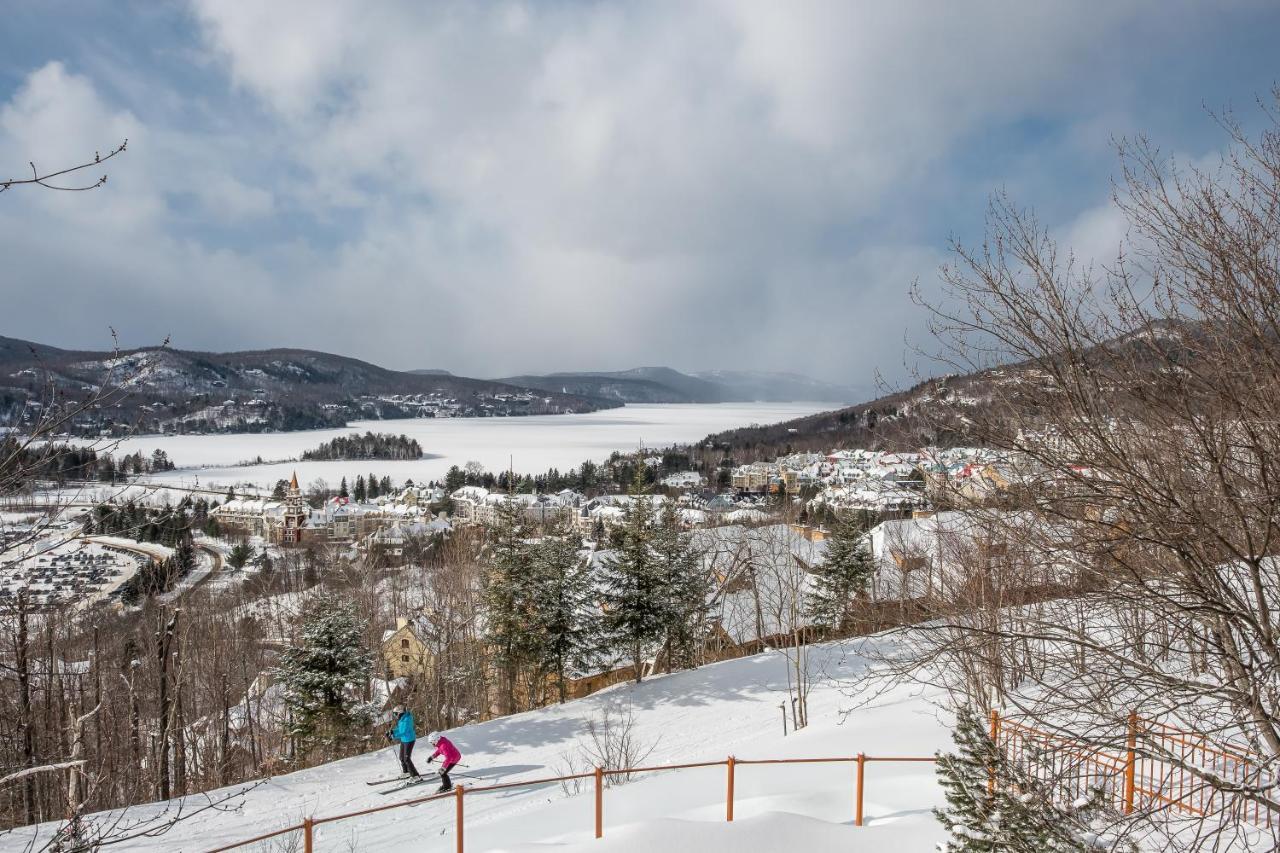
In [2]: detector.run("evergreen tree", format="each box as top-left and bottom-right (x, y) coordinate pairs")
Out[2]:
(480, 497), (538, 713)
(226, 487), (236, 502)
(354, 475), (367, 503)
(806, 513), (875, 630)
(653, 503), (709, 672)
(444, 465), (466, 493)
(271, 479), (288, 500)
(367, 471), (380, 499)
(935, 707), (1098, 853)
(275, 595), (373, 757)
(530, 527), (596, 702)
(228, 541), (253, 570)
(338, 477), (349, 499)
(380, 475), (393, 495)
(599, 494), (665, 683)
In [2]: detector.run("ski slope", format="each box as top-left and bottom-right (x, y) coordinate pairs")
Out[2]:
(0, 636), (951, 852)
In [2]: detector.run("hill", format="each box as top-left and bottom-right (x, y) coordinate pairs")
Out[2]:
(500, 366), (856, 405)
(0, 336), (616, 436)
(698, 321), (1206, 461)
(0, 634), (949, 852)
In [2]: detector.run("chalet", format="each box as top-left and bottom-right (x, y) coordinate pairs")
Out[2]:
(380, 616), (434, 680)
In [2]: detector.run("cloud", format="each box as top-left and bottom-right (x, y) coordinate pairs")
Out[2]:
(0, 2), (1276, 385)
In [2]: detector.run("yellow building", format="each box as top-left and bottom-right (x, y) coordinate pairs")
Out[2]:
(381, 617), (434, 680)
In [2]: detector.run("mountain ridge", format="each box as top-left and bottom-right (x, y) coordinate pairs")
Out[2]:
(498, 366), (856, 404)
(0, 335), (615, 436)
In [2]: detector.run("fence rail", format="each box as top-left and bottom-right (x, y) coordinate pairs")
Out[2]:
(991, 710), (1279, 828)
(204, 752), (936, 853)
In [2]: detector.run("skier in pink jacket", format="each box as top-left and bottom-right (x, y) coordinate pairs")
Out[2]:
(425, 732), (462, 792)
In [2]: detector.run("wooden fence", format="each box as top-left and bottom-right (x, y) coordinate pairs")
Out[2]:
(203, 753), (937, 853)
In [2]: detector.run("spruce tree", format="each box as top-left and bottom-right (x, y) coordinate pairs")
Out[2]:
(599, 493), (665, 683)
(653, 503), (709, 671)
(276, 595), (373, 758)
(530, 526), (597, 702)
(806, 513), (875, 630)
(367, 471), (380, 499)
(935, 707), (1000, 852)
(935, 707), (1097, 853)
(338, 477), (349, 499)
(354, 475), (367, 502)
(480, 497), (538, 713)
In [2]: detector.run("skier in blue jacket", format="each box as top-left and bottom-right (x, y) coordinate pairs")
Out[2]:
(386, 706), (419, 778)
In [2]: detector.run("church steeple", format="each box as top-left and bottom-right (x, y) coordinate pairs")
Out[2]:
(281, 470), (307, 545)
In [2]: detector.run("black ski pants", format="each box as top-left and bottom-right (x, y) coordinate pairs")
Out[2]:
(398, 740), (419, 777)
(438, 760), (457, 789)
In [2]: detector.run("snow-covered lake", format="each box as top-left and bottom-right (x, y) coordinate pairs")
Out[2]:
(102, 402), (833, 492)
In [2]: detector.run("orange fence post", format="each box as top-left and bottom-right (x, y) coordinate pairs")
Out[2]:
(455, 785), (465, 853)
(594, 767), (604, 839)
(1123, 711), (1137, 815)
(726, 756), (735, 822)
(855, 753), (865, 827)
(988, 710), (1000, 794)
(302, 817), (313, 853)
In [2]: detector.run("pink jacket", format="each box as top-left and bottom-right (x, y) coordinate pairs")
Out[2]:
(431, 736), (461, 765)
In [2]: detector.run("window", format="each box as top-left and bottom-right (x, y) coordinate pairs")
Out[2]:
(401, 639), (410, 649)
(401, 655), (409, 663)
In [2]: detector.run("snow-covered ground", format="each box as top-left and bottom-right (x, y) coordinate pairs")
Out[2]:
(91, 403), (832, 490)
(0, 635), (950, 852)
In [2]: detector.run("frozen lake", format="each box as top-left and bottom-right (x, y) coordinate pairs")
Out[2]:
(102, 402), (834, 493)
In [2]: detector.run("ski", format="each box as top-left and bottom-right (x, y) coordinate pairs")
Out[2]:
(365, 775), (414, 786)
(376, 776), (442, 795)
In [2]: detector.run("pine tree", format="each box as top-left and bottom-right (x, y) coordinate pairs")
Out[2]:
(600, 493), (666, 683)
(354, 475), (367, 503)
(338, 477), (349, 499)
(935, 707), (1096, 853)
(367, 471), (380, 499)
(275, 595), (373, 758)
(653, 503), (708, 671)
(806, 513), (875, 630)
(935, 708), (1000, 852)
(530, 527), (597, 702)
(380, 476), (393, 495)
(480, 497), (538, 713)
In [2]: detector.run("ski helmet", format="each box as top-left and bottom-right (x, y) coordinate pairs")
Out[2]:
(426, 731), (441, 744)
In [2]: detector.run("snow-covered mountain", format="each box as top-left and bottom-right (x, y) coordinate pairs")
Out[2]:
(0, 635), (949, 852)
(499, 367), (857, 404)
(0, 335), (615, 436)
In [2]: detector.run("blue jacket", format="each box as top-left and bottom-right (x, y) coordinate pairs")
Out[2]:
(393, 711), (416, 743)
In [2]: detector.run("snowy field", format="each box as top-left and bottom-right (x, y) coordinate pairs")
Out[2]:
(0, 635), (950, 852)
(89, 403), (831, 491)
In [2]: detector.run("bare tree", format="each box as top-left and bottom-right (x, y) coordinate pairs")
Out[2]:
(877, 93), (1280, 848)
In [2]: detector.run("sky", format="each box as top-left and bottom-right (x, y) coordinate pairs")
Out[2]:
(0, 1), (1277, 388)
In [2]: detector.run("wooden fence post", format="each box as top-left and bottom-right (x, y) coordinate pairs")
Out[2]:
(595, 767), (604, 838)
(855, 753), (865, 827)
(302, 817), (313, 853)
(726, 757), (735, 822)
(1123, 711), (1138, 815)
(456, 785), (465, 853)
